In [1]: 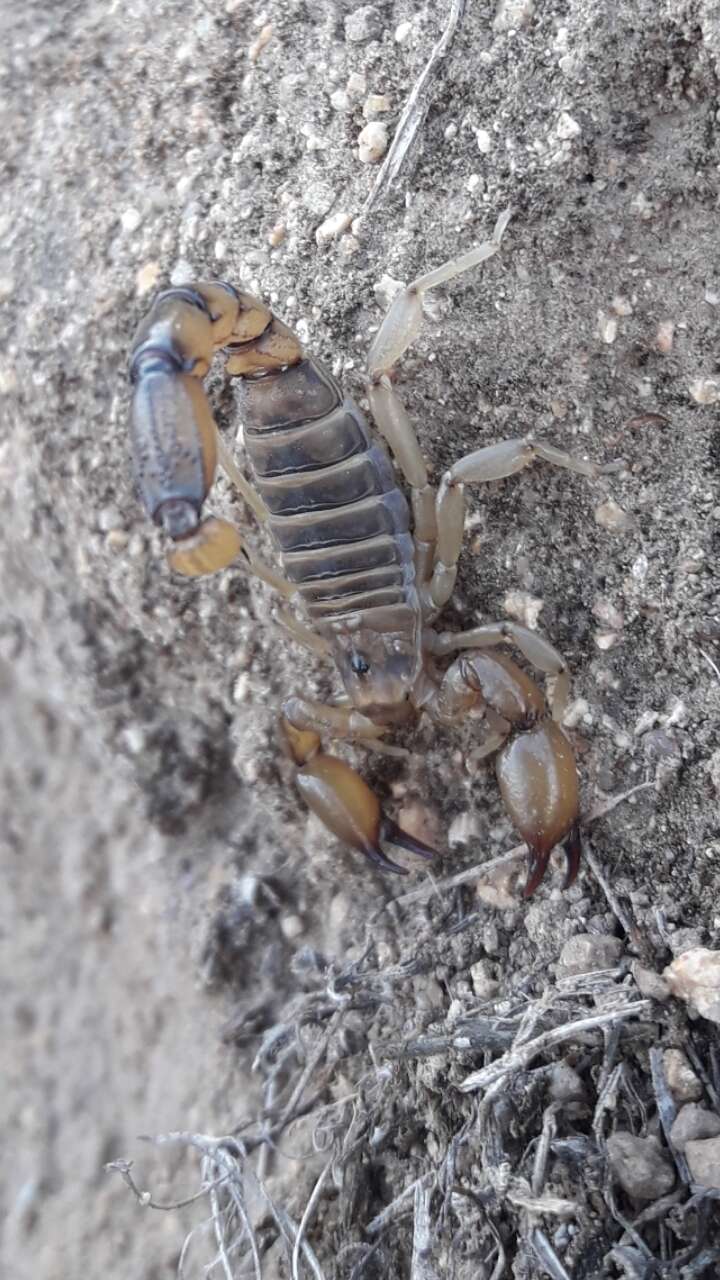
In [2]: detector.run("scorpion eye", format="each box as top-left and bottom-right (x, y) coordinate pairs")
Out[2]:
(350, 652), (370, 677)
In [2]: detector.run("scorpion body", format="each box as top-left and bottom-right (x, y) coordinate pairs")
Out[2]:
(129, 211), (608, 895)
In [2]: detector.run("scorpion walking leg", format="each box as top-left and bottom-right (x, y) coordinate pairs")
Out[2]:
(280, 701), (434, 875)
(431, 622), (570, 719)
(366, 208), (511, 584)
(427, 438), (606, 610)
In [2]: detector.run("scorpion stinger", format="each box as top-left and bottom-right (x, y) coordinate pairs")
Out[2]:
(127, 209), (621, 895)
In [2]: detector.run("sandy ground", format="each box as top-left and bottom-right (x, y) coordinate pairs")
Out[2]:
(2, 0), (719, 1276)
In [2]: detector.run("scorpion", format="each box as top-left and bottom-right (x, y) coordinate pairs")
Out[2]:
(128, 209), (612, 896)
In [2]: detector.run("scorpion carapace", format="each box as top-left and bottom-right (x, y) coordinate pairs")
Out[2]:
(129, 209), (609, 895)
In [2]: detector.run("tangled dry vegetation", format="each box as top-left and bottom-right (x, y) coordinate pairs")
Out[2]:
(108, 828), (720, 1279)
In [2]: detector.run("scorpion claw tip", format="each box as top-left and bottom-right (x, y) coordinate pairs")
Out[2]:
(521, 844), (551, 899)
(522, 823), (583, 898)
(364, 842), (410, 875)
(381, 819), (437, 862)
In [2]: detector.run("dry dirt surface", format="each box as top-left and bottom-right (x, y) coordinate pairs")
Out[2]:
(3, 1), (720, 1277)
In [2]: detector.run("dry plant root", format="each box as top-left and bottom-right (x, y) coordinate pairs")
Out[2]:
(128, 210), (616, 895)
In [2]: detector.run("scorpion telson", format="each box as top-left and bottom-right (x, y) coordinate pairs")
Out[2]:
(129, 209), (610, 895)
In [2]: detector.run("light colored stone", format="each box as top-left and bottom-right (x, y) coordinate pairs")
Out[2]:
(121, 207), (142, 233)
(663, 1049), (703, 1102)
(597, 311), (618, 344)
(448, 811), (480, 848)
(655, 320), (674, 353)
(594, 499), (634, 532)
(503, 590), (543, 630)
(685, 1136), (720, 1189)
(469, 959), (500, 1000)
(549, 1063), (585, 1103)
(670, 1105), (720, 1151)
(606, 1132), (675, 1200)
(556, 112), (581, 140)
(664, 949), (720, 1025)
(345, 5), (382, 44)
(315, 211), (352, 246)
(358, 121), (388, 164)
(688, 378), (719, 405)
(558, 933), (624, 975)
(494, 0), (534, 32)
(631, 962), (670, 1002)
(363, 93), (390, 119)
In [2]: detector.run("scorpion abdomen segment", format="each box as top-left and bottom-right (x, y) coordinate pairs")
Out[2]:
(238, 354), (417, 624)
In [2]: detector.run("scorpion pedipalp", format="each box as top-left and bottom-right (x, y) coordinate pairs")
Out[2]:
(294, 754), (434, 875)
(495, 720), (580, 897)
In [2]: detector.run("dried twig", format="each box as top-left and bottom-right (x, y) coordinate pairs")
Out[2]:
(698, 646), (720, 683)
(360, 0), (467, 221)
(648, 1046), (691, 1184)
(104, 1158), (230, 1211)
(411, 1179), (440, 1280)
(531, 1227), (573, 1280)
(458, 1000), (652, 1093)
(292, 1161), (332, 1280)
(366, 1176), (431, 1238)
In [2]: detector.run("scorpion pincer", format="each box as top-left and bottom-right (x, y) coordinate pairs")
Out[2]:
(128, 210), (611, 896)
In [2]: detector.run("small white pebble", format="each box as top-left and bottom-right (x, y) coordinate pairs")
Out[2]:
(664, 698), (689, 729)
(448, 811), (480, 848)
(267, 221), (286, 247)
(563, 697), (591, 729)
(475, 128), (493, 154)
(0, 364), (19, 394)
(611, 295), (633, 316)
(280, 914), (304, 941)
(634, 710), (659, 736)
(136, 261), (161, 296)
(503, 590), (544, 630)
(592, 598), (624, 630)
(656, 320), (674, 354)
(346, 71), (367, 99)
(330, 88), (350, 112)
(494, 0), (534, 32)
(466, 173), (483, 193)
(597, 311), (618, 344)
(395, 19), (412, 42)
(248, 23), (273, 61)
(121, 207), (142, 233)
(594, 631), (620, 651)
(339, 233), (360, 257)
(374, 273), (403, 310)
(665, 949), (720, 1026)
(705, 286), (719, 306)
(594, 498), (633, 531)
(106, 529), (129, 552)
(688, 377), (719, 405)
(345, 5), (382, 44)
(315, 211), (353, 245)
(631, 553), (649, 580)
(631, 192), (654, 220)
(556, 111), (581, 140)
(358, 121), (388, 163)
(363, 93), (390, 118)
(233, 674), (250, 704)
